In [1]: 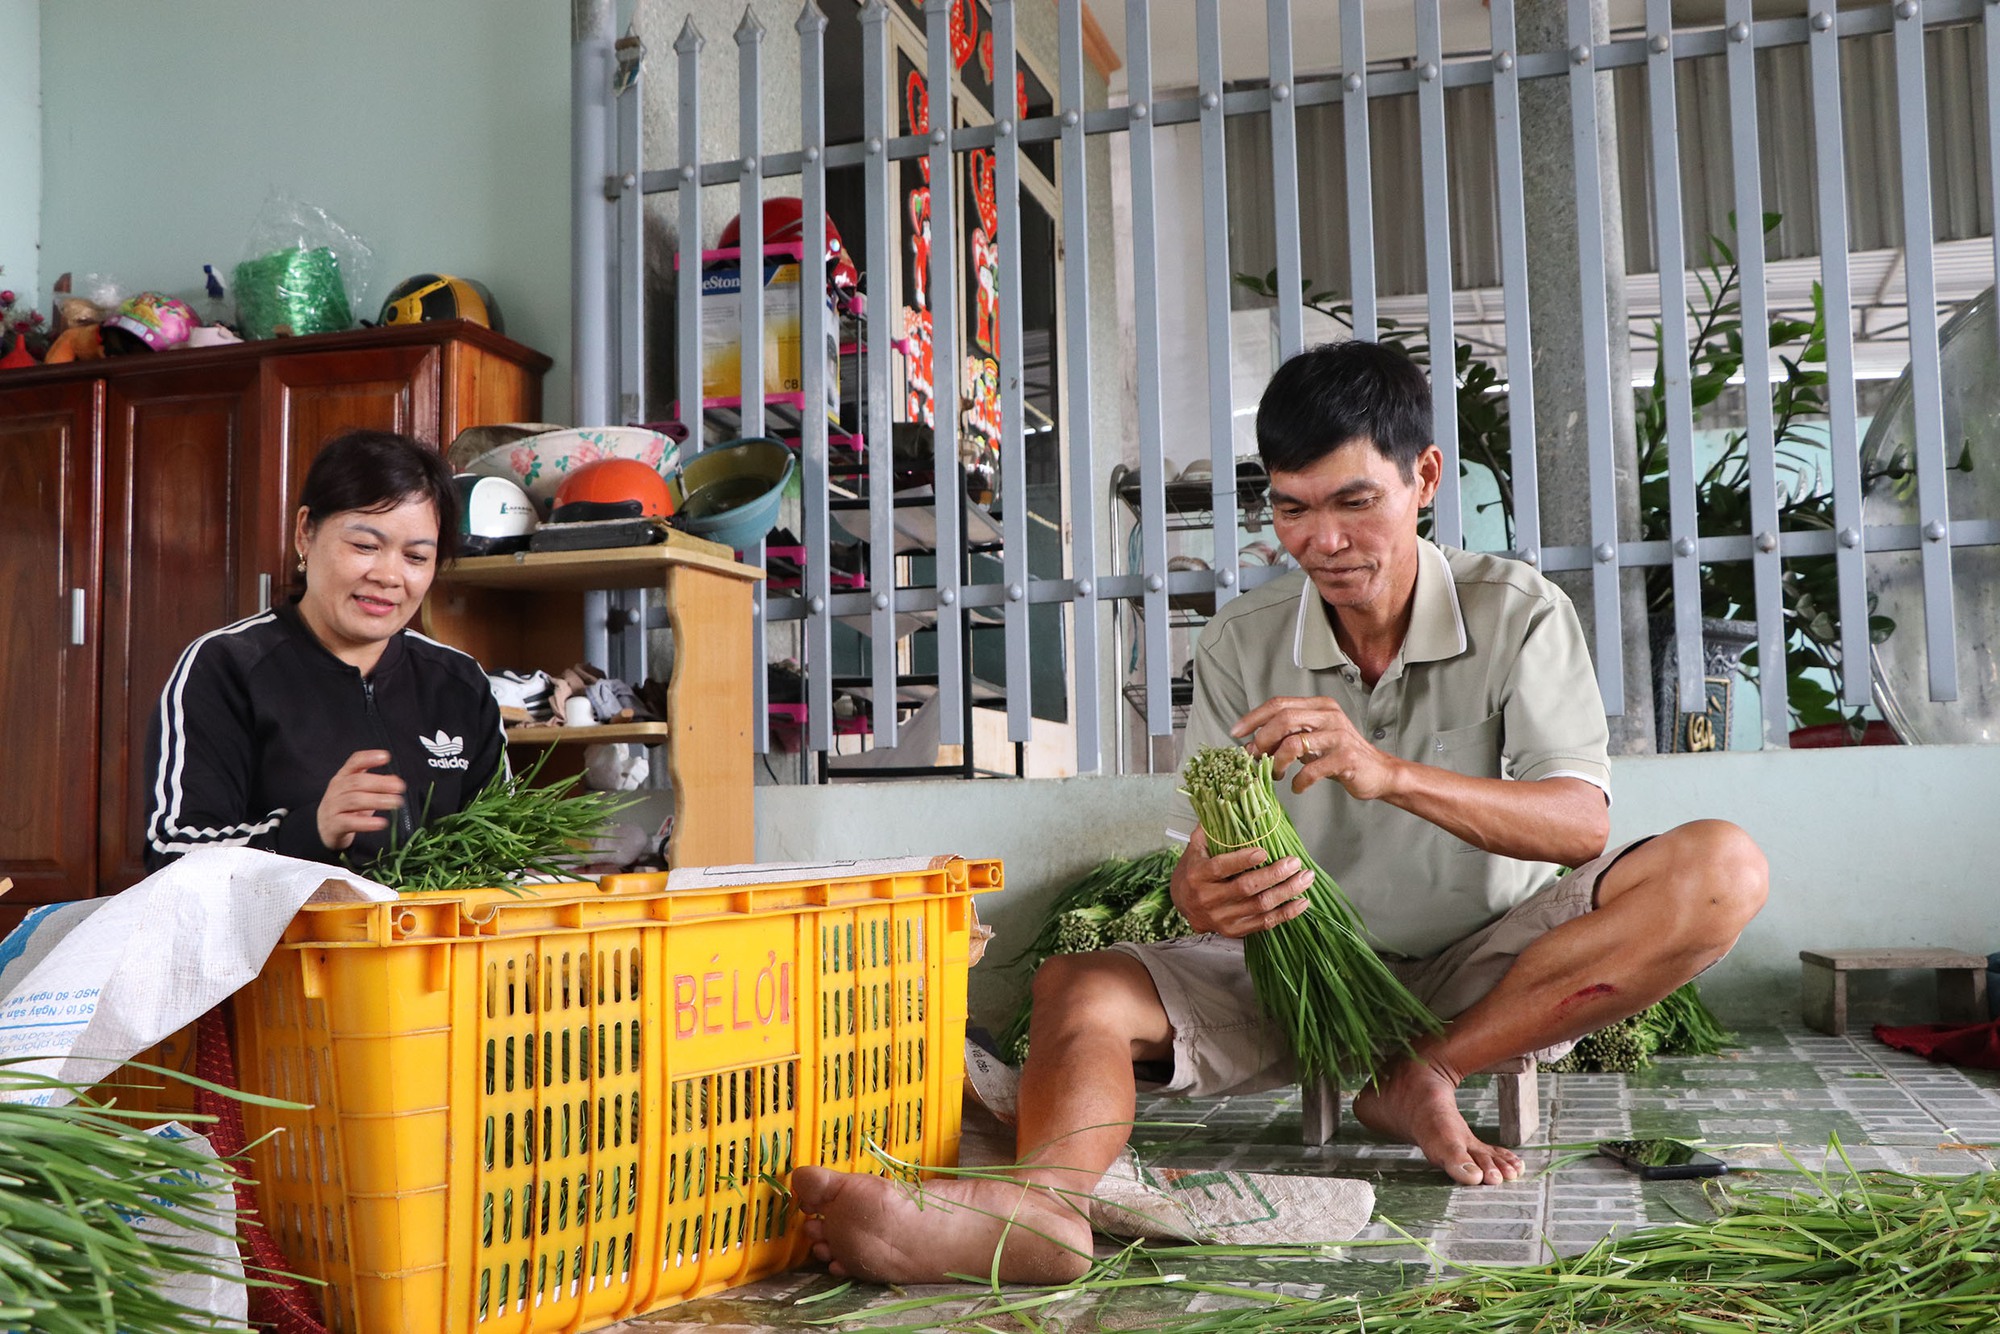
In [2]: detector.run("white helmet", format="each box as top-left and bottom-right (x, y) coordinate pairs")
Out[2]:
(452, 473), (538, 556)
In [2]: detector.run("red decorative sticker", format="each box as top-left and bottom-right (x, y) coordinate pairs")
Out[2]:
(952, 0), (976, 70)
(906, 71), (930, 183)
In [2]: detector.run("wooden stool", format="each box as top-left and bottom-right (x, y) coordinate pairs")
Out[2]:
(1301, 1055), (1539, 1148)
(1799, 948), (1990, 1036)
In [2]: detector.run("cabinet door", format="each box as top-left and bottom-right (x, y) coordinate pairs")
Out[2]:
(255, 345), (442, 574)
(97, 366), (262, 893)
(0, 382), (103, 902)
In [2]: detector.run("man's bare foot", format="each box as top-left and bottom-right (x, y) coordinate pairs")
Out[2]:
(1351, 1054), (1524, 1186)
(791, 1165), (1095, 1285)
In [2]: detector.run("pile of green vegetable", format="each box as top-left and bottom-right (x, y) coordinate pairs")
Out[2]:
(1181, 746), (1440, 1085)
(1547, 980), (1735, 1074)
(997, 847), (1188, 1065)
(836, 1147), (2000, 1333)
(362, 754), (634, 893)
(1, 1063), (258, 1332)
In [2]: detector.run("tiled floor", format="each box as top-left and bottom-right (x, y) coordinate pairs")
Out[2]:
(617, 1023), (2000, 1331)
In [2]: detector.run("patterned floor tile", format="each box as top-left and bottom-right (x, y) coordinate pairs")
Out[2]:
(602, 1022), (2000, 1331)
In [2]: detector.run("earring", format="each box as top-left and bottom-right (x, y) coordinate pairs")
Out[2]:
(296, 553), (307, 573)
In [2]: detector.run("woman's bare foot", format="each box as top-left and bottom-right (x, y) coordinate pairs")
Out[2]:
(790, 1166), (1095, 1285)
(1351, 1054), (1524, 1186)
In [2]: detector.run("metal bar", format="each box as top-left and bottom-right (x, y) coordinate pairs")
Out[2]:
(1339, 0), (1376, 341)
(737, 12), (766, 440)
(1724, 0), (1788, 745)
(1488, 0), (1540, 570)
(1415, 0), (1460, 548)
(1991, 3), (2000, 534)
(1058, 0), (1101, 774)
(674, 19), (704, 446)
(737, 9), (770, 754)
(1566, 0), (1624, 715)
(1810, 3), (1868, 709)
(925, 0), (966, 749)
(573, 0), (614, 425)
(993, 0), (1032, 743)
(615, 41), (645, 426)
(1645, 0), (1704, 717)
(1126, 0), (1172, 738)
(1895, 0), (1958, 702)
(1267, 0), (1304, 359)
(1197, 0), (1238, 613)
(861, 0), (899, 748)
(799, 1), (835, 753)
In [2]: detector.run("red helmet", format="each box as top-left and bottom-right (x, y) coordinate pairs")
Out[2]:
(551, 458), (675, 522)
(721, 197), (859, 289)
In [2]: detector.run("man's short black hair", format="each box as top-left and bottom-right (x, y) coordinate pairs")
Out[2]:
(1255, 340), (1434, 480)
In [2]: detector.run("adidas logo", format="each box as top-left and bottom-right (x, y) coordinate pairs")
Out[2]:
(421, 730), (470, 770)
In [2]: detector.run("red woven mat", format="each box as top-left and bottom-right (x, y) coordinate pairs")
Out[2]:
(193, 1005), (332, 1334)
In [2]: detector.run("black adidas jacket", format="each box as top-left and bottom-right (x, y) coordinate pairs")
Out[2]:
(143, 601), (506, 872)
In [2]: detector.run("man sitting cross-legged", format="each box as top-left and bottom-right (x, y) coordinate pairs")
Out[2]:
(791, 340), (1769, 1285)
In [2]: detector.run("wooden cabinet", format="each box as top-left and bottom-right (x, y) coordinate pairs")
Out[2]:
(424, 540), (763, 868)
(0, 322), (550, 919)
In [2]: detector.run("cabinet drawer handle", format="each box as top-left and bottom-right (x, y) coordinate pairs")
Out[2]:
(258, 573), (273, 612)
(70, 588), (86, 646)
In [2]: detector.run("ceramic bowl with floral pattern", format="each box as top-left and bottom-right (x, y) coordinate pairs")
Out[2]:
(460, 426), (682, 517)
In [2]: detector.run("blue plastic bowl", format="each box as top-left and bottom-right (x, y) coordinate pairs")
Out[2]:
(673, 439), (795, 552)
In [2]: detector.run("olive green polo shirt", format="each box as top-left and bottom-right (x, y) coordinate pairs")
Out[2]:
(1166, 539), (1611, 959)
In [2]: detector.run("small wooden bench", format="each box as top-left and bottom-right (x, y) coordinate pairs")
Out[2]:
(1302, 1055), (1539, 1148)
(1799, 948), (1990, 1036)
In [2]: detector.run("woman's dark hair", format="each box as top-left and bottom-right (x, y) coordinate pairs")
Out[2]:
(1255, 340), (1434, 480)
(297, 429), (460, 565)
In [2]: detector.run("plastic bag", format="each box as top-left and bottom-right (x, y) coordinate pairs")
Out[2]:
(232, 191), (373, 339)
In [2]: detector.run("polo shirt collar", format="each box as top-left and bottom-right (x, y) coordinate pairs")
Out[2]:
(1291, 538), (1469, 671)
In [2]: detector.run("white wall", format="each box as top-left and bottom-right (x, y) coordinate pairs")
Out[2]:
(0, 0), (38, 312)
(38, 1), (572, 416)
(758, 745), (2000, 1032)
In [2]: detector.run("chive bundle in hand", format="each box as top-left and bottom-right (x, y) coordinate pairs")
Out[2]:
(1181, 745), (1440, 1085)
(364, 752), (636, 893)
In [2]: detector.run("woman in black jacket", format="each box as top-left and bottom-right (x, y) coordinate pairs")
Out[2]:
(144, 429), (505, 872)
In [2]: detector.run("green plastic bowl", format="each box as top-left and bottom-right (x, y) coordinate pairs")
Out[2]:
(673, 439), (795, 552)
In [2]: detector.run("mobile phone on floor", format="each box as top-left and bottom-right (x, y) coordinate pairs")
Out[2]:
(1596, 1138), (1730, 1180)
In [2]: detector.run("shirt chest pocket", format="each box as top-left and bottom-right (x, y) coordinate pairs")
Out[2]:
(1424, 713), (1504, 779)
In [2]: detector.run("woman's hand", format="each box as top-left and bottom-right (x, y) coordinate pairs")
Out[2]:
(1169, 827), (1314, 938)
(317, 750), (406, 851)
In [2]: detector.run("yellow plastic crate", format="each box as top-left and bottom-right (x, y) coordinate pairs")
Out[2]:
(213, 857), (999, 1334)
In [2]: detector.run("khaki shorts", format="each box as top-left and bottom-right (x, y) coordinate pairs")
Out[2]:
(1108, 837), (1653, 1097)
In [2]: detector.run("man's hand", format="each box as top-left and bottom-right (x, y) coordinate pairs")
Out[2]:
(1232, 695), (1404, 800)
(317, 750), (406, 851)
(1170, 828), (1315, 938)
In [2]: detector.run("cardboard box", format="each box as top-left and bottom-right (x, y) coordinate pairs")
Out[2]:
(701, 254), (839, 423)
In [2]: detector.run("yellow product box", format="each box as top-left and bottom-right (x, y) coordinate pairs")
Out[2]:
(701, 257), (840, 423)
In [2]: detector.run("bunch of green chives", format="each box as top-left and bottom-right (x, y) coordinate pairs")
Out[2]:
(1, 1064), (261, 1333)
(363, 750), (636, 893)
(1180, 746), (1440, 1085)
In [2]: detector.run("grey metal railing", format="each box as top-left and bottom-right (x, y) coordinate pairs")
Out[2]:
(579, 0), (1997, 776)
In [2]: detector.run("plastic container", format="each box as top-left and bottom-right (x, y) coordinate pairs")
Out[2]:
(135, 858), (999, 1334)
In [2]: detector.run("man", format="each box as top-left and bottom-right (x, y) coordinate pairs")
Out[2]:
(792, 340), (1768, 1285)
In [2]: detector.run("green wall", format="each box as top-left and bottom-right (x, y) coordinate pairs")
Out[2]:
(38, 0), (573, 416)
(0, 0), (38, 311)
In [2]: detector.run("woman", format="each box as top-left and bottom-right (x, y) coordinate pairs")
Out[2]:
(144, 428), (505, 871)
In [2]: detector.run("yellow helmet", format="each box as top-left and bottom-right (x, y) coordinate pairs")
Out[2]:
(378, 274), (503, 333)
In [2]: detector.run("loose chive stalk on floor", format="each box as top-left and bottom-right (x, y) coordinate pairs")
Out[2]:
(811, 1139), (2000, 1334)
(362, 750), (636, 893)
(1181, 746), (1440, 1086)
(1, 1063), (266, 1333)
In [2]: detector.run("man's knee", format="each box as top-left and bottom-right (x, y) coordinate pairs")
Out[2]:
(1674, 818), (1768, 924)
(1030, 950), (1170, 1044)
